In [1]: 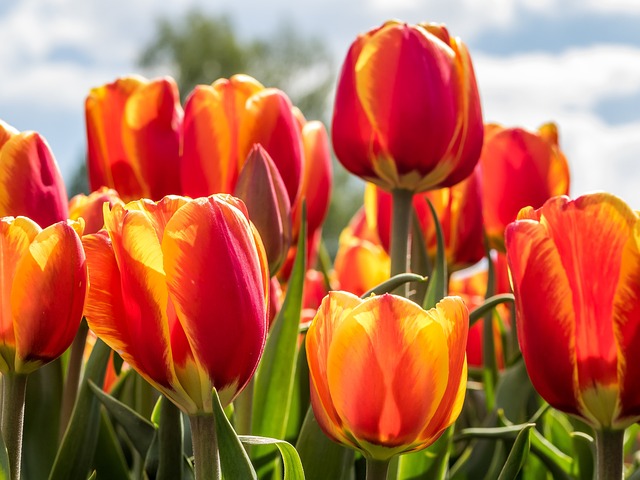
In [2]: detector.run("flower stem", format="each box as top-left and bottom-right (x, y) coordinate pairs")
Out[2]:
(390, 189), (414, 293)
(1, 373), (28, 480)
(595, 429), (624, 480)
(157, 396), (183, 480)
(59, 318), (88, 440)
(189, 413), (220, 479)
(366, 458), (390, 480)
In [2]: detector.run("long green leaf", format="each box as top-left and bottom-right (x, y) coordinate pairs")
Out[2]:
(212, 389), (256, 480)
(360, 273), (426, 299)
(497, 425), (532, 480)
(252, 208), (307, 472)
(240, 436), (305, 480)
(157, 396), (184, 480)
(423, 198), (447, 310)
(0, 424), (9, 480)
(91, 409), (130, 479)
(397, 425), (452, 480)
(49, 339), (111, 480)
(88, 379), (156, 457)
(468, 294), (515, 327)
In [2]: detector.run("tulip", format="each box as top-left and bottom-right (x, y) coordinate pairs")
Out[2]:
(0, 121), (69, 227)
(307, 292), (468, 474)
(480, 122), (570, 251)
(332, 20), (483, 194)
(85, 76), (183, 202)
(181, 74), (303, 204)
(0, 216), (86, 479)
(506, 192), (640, 479)
(69, 187), (124, 235)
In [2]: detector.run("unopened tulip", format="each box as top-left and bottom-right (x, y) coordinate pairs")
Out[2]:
(69, 187), (124, 235)
(307, 292), (468, 462)
(481, 123), (570, 251)
(85, 76), (183, 201)
(0, 121), (68, 227)
(0, 217), (87, 374)
(332, 21), (483, 193)
(83, 194), (269, 414)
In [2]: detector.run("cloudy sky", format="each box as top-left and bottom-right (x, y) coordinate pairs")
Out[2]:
(2, 0), (640, 207)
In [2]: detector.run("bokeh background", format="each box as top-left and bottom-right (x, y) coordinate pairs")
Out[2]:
(2, 0), (640, 236)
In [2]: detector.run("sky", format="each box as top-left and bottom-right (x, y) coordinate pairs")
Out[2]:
(2, 0), (640, 207)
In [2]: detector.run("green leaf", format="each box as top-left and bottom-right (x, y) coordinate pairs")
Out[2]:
(212, 389), (256, 480)
(240, 436), (305, 480)
(49, 338), (111, 480)
(88, 379), (156, 457)
(468, 294), (515, 327)
(423, 198), (448, 310)
(495, 359), (537, 424)
(91, 409), (130, 479)
(458, 423), (536, 441)
(360, 273), (427, 299)
(570, 431), (594, 480)
(284, 336), (310, 444)
(497, 425), (532, 480)
(0, 424), (9, 480)
(157, 396), (184, 480)
(408, 208), (431, 305)
(295, 407), (353, 480)
(252, 207), (307, 473)
(397, 425), (452, 480)
(529, 428), (573, 479)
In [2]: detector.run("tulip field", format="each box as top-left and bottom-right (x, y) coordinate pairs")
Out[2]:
(0, 18), (637, 480)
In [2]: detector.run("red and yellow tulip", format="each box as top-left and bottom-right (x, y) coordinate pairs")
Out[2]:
(85, 76), (183, 202)
(0, 121), (69, 228)
(480, 123), (570, 251)
(69, 187), (124, 235)
(0, 216), (87, 374)
(307, 292), (468, 460)
(332, 21), (483, 193)
(83, 194), (270, 413)
(506, 193), (640, 429)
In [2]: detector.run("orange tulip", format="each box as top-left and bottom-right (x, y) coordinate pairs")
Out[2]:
(83, 194), (269, 413)
(506, 193), (640, 429)
(480, 123), (570, 251)
(0, 217), (87, 374)
(365, 167), (484, 272)
(85, 76), (183, 202)
(0, 121), (69, 228)
(307, 292), (468, 460)
(181, 74), (303, 204)
(332, 21), (483, 193)
(69, 187), (124, 235)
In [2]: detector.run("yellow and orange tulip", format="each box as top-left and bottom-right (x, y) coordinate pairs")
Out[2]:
(307, 292), (468, 460)
(506, 193), (640, 429)
(69, 187), (124, 235)
(85, 76), (183, 202)
(83, 194), (270, 413)
(0, 216), (87, 374)
(0, 121), (69, 227)
(332, 21), (483, 193)
(480, 122), (570, 251)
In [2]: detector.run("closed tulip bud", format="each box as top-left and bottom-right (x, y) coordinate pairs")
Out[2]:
(0, 217), (87, 374)
(69, 187), (124, 235)
(234, 144), (292, 275)
(332, 20), (483, 193)
(506, 193), (640, 430)
(85, 76), (183, 202)
(83, 194), (269, 413)
(307, 292), (468, 461)
(0, 121), (69, 227)
(480, 122), (570, 251)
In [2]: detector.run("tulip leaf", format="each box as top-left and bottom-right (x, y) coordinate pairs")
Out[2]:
(529, 428), (573, 479)
(212, 388), (257, 480)
(252, 208), (307, 472)
(87, 472), (96, 480)
(49, 338), (111, 480)
(0, 425), (9, 480)
(296, 407), (353, 480)
(240, 436), (305, 480)
(570, 431), (594, 479)
(408, 208), (431, 304)
(458, 423), (536, 441)
(284, 336), (310, 444)
(91, 409), (130, 479)
(468, 294), (515, 327)
(423, 198), (448, 310)
(360, 273), (427, 299)
(88, 379), (156, 457)
(496, 425), (532, 480)
(397, 424), (453, 480)
(156, 396), (184, 480)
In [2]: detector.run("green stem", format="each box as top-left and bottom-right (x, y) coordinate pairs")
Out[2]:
(1, 373), (28, 480)
(595, 429), (624, 480)
(157, 396), (184, 480)
(189, 413), (220, 480)
(59, 319), (88, 441)
(390, 189), (414, 292)
(366, 457), (390, 480)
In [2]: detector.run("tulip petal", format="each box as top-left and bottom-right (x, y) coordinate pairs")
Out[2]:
(12, 222), (86, 373)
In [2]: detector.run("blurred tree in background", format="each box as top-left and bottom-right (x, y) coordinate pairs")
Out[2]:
(71, 9), (364, 258)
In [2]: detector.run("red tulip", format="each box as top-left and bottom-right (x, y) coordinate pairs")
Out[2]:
(332, 21), (483, 193)
(68, 187), (124, 235)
